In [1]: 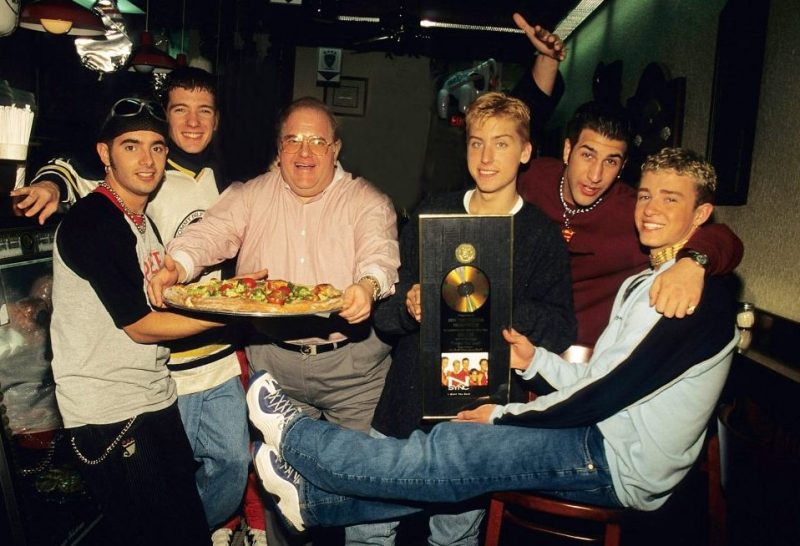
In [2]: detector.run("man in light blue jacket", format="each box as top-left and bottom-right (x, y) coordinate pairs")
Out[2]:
(247, 147), (738, 532)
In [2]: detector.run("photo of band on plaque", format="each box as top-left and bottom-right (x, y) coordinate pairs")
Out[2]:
(419, 214), (513, 419)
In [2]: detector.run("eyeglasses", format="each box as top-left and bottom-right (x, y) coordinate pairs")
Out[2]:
(280, 135), (334, 156)
(110, 98), (167, 122)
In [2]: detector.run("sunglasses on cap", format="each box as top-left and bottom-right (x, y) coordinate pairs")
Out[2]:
(110, 98), (167, 122)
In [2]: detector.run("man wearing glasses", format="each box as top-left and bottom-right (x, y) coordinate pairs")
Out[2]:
(12, 69), (254, 542)
(149, 96), (400, 541)
(50, 97), (220, 544)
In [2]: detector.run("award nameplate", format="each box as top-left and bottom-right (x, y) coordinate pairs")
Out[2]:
(419, 214), (513, 419)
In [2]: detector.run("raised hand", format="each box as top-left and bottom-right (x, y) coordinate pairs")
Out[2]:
(513, 12), (566, 62)
(502, 327), (536, 371)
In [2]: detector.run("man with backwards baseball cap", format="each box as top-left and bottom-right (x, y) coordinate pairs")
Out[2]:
(50, 97), (223, 545)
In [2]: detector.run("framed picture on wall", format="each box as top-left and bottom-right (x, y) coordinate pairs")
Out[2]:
(706, 0), (770, 205)
(324, 77), (368, 117)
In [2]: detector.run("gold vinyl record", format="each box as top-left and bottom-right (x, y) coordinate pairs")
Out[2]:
(441, 266), (489, 313)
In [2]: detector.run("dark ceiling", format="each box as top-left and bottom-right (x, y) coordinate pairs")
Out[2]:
(134, 0), (582, 61)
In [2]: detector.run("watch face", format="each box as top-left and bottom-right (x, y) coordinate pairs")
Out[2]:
(691, 251), (709, 267)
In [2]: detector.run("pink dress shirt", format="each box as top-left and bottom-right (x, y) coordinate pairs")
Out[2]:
(168, 165), (400, 343)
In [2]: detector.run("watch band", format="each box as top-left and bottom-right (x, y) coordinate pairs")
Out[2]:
(684, 250), (709, 269)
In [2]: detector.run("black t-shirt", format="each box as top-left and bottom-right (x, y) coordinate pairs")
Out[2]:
(56, 192), (154, 328)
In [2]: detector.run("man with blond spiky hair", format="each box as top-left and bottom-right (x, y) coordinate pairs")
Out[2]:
(247, 148), (737, 533)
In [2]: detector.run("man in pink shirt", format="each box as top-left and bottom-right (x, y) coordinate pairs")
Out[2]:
(148, 97), (400, 540)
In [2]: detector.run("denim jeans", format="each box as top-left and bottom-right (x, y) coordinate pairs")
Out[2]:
(281, 417), (622, 528)
(343, 429), (484, 546)
(177, 375), (250, 527)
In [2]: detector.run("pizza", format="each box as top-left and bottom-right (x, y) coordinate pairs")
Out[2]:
(163, 277), (344, 316)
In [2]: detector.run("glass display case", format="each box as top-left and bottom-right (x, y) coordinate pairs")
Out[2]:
(0, 217), (101, 545)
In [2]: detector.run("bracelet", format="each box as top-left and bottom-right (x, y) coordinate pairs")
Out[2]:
(359, 275), (381, 301)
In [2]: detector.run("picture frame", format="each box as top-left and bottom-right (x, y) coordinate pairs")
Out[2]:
(706, 0), (770, 205)
(323, 77), (368, 117)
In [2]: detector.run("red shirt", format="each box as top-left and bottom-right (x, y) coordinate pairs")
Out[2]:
(518, 157), (742, 346)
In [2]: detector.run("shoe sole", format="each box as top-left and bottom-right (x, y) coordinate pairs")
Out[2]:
(253, 444), (306, 533)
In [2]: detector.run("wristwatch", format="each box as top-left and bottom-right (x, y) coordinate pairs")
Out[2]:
(684, 250), (709, 269)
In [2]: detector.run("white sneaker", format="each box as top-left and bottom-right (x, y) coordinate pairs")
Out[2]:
(210, 526), (234, 546)
(244, 527), (268, 546)
(247, 371), (300, 449)
(253, 442), (306, 533)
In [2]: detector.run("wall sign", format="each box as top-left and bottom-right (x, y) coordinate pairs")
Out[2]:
(317, 47), (341, 84)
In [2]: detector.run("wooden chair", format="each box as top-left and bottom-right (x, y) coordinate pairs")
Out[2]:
(484, 491), (629, 546)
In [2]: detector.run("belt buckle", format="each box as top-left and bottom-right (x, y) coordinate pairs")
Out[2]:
(300, 344), (316, 356)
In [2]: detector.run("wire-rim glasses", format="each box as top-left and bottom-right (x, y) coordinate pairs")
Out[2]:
(280, 135), (335, 156)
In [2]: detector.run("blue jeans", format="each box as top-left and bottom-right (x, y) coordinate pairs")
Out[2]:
(177, 376), (250, 527)
(281, 417), (622, 528)
(343, 429), (484, 546)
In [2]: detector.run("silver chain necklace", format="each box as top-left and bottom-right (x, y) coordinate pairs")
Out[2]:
(71, 416), (136, 465)
(558, 175), (604, 242)
(99, 181), (146, 234)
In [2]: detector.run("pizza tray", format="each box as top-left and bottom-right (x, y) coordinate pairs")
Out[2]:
(162, 286), (342, 318)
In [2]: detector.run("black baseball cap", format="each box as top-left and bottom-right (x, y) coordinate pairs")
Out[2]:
(97, 97), (168, 143)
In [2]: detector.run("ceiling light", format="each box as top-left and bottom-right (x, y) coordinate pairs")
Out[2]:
(336, 15), (381, 24)
(130, 30), (176, 74)
(129, 0), (176, 74)
(73, 0), (143, 14)
(419, 19), (524, 34)
(20, 0), (105, 36)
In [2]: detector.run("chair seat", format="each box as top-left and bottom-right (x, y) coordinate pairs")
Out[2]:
(485, 491), (629, 546)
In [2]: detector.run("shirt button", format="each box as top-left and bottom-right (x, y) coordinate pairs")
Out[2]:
(301, 229), (306, 236)
(300, 257), (305, 264)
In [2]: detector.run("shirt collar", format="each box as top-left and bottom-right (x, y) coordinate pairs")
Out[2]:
(462, 189), (524, 214)
(281, 162), (345, 203)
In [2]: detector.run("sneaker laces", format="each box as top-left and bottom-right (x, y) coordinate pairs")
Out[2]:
(275, 454), (301, 486)
(265, 388), (299, 421)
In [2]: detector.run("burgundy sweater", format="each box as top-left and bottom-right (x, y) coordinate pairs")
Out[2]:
(518, 157), (743, 346)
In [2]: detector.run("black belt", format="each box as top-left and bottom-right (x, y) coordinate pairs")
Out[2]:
(273, 339), (350, 356)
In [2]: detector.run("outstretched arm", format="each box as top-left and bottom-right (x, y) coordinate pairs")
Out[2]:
(649, 223), (744, 317)
(10, 181), (60, 225)
(10, 157), (101, 224)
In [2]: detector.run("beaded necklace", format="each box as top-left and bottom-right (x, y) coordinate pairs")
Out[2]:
(97, 181), (146, 234)
(558, 175), (604, 242)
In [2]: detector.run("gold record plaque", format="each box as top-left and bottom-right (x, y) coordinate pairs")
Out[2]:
(419, 214), (513, 419)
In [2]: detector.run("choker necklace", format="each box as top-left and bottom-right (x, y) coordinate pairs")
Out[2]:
(558, 176), (603, 243)
(650, 237), (689, 269)
(97, 181), (146, 234)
